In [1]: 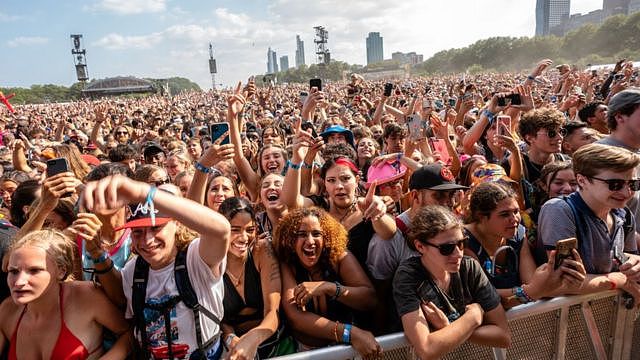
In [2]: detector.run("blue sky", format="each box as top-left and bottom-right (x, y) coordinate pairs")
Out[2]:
(0, 0), (602, 90)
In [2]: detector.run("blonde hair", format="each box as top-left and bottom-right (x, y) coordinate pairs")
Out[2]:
(11, 230), (75, 281)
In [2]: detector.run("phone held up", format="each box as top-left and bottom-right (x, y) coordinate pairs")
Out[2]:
(384, 83), (394, 97)
(209, 122), (230, 145)
(46, 158), (73, 198)
(497, 93), (522, 107)
(496, 115), (511, 136)
(309, 78), (322, 91)
(554, 237), (577, 270)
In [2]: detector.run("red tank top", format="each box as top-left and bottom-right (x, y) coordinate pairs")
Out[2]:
(8, 286), (100, 359)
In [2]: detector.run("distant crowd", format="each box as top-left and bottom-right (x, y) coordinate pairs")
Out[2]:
(0, 58), (639, 359)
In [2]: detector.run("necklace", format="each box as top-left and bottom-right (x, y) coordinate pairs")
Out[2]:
(226, 259), (247, 287)
(337, 201), (357, 223)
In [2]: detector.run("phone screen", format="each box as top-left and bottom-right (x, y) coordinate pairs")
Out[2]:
(309, 78), (322, 91)
(384, 83), (393, 97)
(429, 138), (451, 165)
(209, 123), (230, 145)
(46, 158), (70, 177)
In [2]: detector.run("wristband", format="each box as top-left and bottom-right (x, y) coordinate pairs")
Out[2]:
(94, 259), (114, 274)
(302, 161), (313, 169)
(195, 161), (212, 174)
(527, 75), (536, 81)
(515, 286), (533, 303)
(224, 334), (236, 349)
(332, 281), (342, 300)
(342, 324), (352, 344)
(482, 109), (496, 124)
(288, 160), (302, 170)
(145, 186), (158, 226)
(90, 251), (109, 264)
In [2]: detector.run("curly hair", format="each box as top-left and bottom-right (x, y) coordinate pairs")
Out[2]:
(273, 207), (347, 267)
(518, 108), (565, 145)
(408, 205), (462, 251)
(466, 182), (516, 224)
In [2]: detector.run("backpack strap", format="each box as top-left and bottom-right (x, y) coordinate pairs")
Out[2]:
(174, 249), (221, 359)
(132, 256), (151, 359)
(395, 216), (409, 238)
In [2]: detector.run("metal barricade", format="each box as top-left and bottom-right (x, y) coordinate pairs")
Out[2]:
(271, 290), (639, 360)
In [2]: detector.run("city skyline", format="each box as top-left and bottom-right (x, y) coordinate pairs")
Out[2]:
(366, 32), (384, 65)
(0, 0), (604, 89)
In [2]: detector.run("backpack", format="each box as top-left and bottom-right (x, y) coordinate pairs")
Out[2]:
(132, 249), (221, 360)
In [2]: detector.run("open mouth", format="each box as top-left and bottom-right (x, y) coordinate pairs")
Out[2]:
(267, 163), (280, 172)
(302, 246), (317, 258)
(232, 242), (248, 252)
(266, 191), (279, 202)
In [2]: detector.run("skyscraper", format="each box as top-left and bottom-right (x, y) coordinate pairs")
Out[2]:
(604, 0), (631, 16)
(366, 32), (384, 65)
(535, 0), (570, 36)
(267, 47), (278, 73)
(295, 35), (305, 67)
(280, 56), (289, 71)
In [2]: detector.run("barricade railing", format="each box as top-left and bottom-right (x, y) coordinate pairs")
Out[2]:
(271, 290), (639, 360)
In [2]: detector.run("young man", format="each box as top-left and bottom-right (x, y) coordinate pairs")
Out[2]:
(561, 121), (599, 156)
(382, 123), (407, 155)
(538, 143), (640, 303)
(578, 101), (609, 134)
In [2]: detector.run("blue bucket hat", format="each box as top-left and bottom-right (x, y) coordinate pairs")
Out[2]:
(320, 125), (355, 149)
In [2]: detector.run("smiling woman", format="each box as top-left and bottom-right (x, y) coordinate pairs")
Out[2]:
(273, 207), (382, 358)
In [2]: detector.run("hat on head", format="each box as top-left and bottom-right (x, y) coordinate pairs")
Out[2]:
(608, 88), (640, 116)
(143, 142), (165, 158)
(320, 125), (355, 149)
(81, 154), (101, 167)
(115, 193), (173, 230)
(409, 163), (468, 191)
(471, 164), (515, 186)
(366, 159), (407, 189)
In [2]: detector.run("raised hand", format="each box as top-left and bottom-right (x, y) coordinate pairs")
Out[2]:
(227, 82), (247, 119)
(357, 181), (387, 221)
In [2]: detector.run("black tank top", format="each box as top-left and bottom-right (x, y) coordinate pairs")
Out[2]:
(222, 250), (264, 331)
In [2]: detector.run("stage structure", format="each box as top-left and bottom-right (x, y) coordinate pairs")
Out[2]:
(209, 43), (217, 90)
(70, 34), (89, 82)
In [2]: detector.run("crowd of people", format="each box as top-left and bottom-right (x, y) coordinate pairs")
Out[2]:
(0, 57), (639, 359)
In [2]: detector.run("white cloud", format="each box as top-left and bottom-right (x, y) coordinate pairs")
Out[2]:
(7, 36), (49, 47)
(92, 33), (163, 49)
(86, 0), (166, 15)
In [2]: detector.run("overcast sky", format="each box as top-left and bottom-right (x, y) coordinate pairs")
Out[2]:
(0, 0), (603, 89)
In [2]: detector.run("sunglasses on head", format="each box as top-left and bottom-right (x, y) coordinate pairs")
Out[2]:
(540, 128), (567, 138)
(154, 178), (171, 187)
(589, 176), (640, 191)
(422, 238), (466, 256)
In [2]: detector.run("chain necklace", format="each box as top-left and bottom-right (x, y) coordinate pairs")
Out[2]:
(226, 257), (247, 287)
(338, 201), (357, 223)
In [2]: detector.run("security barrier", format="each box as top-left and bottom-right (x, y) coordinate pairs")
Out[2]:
(271, 290), (639, 360)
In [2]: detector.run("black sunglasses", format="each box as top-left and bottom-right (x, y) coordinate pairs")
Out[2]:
(540, 128), (567, 138)
(153, 178), (171, 187)
(589, 176), (640, 192)
(422, 238), (466, 256)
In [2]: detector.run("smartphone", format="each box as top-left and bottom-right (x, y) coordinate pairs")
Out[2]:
(309, 78), (322, 91)
(613, 245), (628, 267)
(496, 115), (511, 136)
(407, 115), (424, 141)
(429, 138), (451, 165)
(301, 122), (318, 138)
(209, 122), (230, 145)
(299, 91), (309, 104)
(448, 98), (456, 107)
(508, 93), (522, 105)
(554, 237), (577, 269)
(46, 158), (72, 198)
(384, 83), (394, 97)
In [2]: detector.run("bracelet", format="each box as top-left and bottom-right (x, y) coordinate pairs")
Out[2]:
(514, 286), (533, 303)
(90, 251), (109, 264)
(333, 321), (340, 343)
(288, 160), (302, 170)
(482, 109), (496, 124)
(607, 274), (617, 290)
(94, 259), (114, 274)
(332, 281), (342, 300)
(194, 161), (212, 174)
(302, 161), (313, 169)
(342, 324), (352, 344)
(146, 186), (158, 226)
(224, 333), (236, 349)
(527, 75), (536, 81)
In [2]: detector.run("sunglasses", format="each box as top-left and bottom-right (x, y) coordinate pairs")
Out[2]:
(539, 128), (567, 138)
(422, 238), (466, 256)
(589, 176), (640, 191)
(116, 131), (129, 135)
(154, 178), (171, 187)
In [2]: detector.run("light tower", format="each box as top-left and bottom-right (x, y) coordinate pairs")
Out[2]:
(70, 34), (89, 82)
(313, 26), (330, 65)
(208, 43), (217, 90)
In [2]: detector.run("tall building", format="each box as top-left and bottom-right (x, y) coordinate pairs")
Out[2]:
(280, 56), (289, 71)
(295, 35), (305, 67)
(630, 0), (640, 13)
(366, 32), (384, 65)
(535, 0), (570, 36)
(391, 51), (424, 65)
(604, 0), (630, 16)
(267, 47), (278, 73)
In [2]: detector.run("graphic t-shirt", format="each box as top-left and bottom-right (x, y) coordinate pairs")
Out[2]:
(122, 238), (226, 358)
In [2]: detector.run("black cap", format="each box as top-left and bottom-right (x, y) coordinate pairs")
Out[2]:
(143, 142), (164, 158)
(409, 164), (469, 191)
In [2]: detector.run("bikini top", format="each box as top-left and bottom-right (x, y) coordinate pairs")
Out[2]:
(8, 286), (101, 360)
(222, 250), (265, 330)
